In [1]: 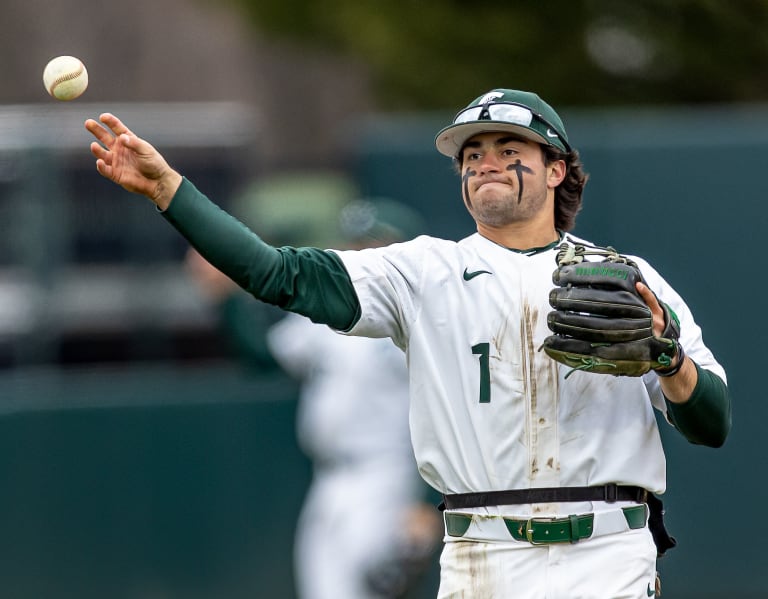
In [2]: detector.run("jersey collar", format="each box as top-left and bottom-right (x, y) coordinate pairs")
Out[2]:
(507, 230), (564, 256)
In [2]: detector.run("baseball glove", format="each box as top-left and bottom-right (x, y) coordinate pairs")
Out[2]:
(541, 241), (682, 377)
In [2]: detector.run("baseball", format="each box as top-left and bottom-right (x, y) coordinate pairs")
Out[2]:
(43, 56), (88, 101)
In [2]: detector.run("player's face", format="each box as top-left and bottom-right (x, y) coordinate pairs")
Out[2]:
(459, 133), (560, 228)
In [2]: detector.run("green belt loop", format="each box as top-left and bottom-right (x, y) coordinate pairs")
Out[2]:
(444, 512), (472, 537)
(621, 504), (648, 529)
(568, 514), (580, 543)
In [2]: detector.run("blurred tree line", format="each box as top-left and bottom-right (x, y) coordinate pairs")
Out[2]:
(226, 0), (768, 110)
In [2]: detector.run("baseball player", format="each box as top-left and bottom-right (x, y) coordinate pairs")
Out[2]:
(85, 88), (731, 598)
(186, 200), (442, 599)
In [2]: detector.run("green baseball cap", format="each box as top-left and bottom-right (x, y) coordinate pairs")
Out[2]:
(435, 89), (571, 157)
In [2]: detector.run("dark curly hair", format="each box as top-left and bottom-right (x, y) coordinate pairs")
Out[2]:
(454, 143), (589, 232)
(544, 145), (589, 232)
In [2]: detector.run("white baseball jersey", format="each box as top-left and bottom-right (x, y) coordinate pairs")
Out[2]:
(332, 232), (726, 515)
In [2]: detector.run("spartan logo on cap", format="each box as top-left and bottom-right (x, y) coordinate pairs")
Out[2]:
(477, 91), (505, 105)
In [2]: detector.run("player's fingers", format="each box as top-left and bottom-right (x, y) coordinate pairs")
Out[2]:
(118, 133), (162, 161)
(89, 141), (110, 163)
(95, 158), (113, 179)
(636, 282), (665, 335)
(84, 118), (101, 133)
(118, 133), (145, 154)
(99, 113), (134, 137)
(636, 282), (659, 309)
(85, 118), (115, 146)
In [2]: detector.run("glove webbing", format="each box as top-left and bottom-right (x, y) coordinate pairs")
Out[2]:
(556, 238), (640, 269)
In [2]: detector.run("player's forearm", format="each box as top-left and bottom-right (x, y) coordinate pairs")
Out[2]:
(161, 178), (361, 330)
(162, 178), (281, 294)
(664, 362), (732, 447)
(657, 354), (697, 404)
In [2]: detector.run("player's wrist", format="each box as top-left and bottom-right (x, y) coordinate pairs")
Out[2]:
(151, 171), (183, 211)
(655, 342), (685, 377)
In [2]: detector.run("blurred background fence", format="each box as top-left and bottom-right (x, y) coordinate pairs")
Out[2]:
(0, 101), (763, 598)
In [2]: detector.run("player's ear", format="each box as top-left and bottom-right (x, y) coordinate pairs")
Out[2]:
(546, 159), (567, 189)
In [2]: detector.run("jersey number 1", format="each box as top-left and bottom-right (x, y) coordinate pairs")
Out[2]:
(472, 342), (491, 403)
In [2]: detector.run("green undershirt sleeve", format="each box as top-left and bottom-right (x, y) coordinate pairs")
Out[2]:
(665, 362), (732, 448)
(162, 178), (362, 331)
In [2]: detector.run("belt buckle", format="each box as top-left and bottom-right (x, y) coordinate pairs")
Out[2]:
(524, 517), (552, 545)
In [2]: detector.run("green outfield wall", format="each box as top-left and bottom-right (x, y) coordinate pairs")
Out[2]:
(0, 364), (440, 598)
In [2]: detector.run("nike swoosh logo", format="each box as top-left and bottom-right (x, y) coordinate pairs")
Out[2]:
(647, 583), (656, 597)
(546, 128), (559, 138)
(463, 268), (493, 281)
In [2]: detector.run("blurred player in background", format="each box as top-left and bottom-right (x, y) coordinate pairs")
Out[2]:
(185, 197), (442, 599)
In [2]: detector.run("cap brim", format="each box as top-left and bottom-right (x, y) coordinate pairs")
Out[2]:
(435, 122), (552, 158)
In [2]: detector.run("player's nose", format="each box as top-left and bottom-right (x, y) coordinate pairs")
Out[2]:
(478, 152), (503, 174)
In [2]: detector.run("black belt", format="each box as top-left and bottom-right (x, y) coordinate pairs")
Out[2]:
(440, 484), (648, 511)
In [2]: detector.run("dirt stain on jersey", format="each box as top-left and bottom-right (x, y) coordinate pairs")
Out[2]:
(491, 311), (509, 363)
(521, 300), (539, 480)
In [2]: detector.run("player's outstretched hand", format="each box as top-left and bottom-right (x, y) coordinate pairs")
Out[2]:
(85, 113), (182, 210)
